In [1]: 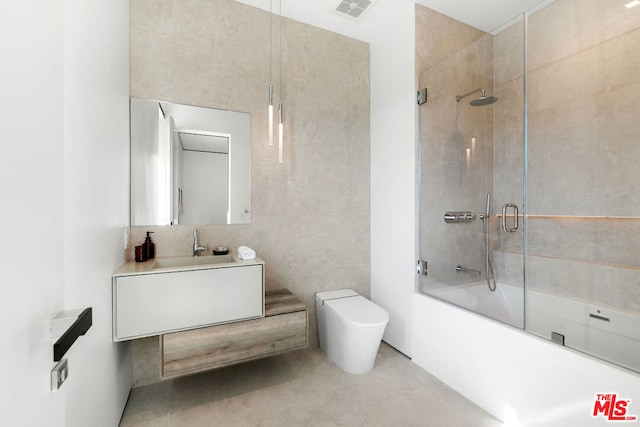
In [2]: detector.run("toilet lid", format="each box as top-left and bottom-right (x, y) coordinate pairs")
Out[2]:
(325, 296), (389, 328)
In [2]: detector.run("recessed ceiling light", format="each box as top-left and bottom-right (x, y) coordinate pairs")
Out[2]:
(626, 0), (640, 8)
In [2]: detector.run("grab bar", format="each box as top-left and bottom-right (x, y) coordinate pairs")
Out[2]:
(456, 265), (481, 275)
(501, 203), (519, 232)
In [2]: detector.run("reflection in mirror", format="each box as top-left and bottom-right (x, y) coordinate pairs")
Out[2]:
(130, 98), (251, 226)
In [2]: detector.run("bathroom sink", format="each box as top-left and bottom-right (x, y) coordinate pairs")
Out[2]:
(153, 254), (235, 269)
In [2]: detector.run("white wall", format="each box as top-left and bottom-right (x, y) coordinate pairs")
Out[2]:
(181, 151), (229, 225)
(368, 2), (416, 356)
(413, 294), (640, 426)
(0, 1), (66, 425)
(130, 98), (166, 225)
(1, 1), (135, 426)
(63, 1), (131, 426)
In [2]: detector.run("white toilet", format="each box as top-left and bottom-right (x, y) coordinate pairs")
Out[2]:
(315, 289), (389, 375)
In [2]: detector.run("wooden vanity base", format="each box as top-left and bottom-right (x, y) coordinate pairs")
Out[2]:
(160, 289), (308, 379)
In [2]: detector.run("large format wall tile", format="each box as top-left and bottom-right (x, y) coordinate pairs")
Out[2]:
(130, 0), (370, 360)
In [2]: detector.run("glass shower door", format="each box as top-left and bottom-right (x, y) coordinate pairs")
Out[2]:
(417, 20), (525, 328)
(523, 0), (640, 373)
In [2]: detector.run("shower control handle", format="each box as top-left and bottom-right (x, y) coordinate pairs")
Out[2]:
(501, 203), (519, 232)
(444, 211), (476, 223)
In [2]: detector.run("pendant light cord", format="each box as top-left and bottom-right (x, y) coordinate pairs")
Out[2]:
(279, 0), (282, 94)
(269, 0), (272, 80)
(268, 0), (274, 146)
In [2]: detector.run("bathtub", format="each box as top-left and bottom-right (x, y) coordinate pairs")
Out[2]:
(526, 290), (640, 373)
(422, 281), (524, 328)
(419, 282), (640, 372)
(411, 289), (640, 426)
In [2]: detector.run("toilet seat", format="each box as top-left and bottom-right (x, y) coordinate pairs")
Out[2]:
(325, 296), (389, 328)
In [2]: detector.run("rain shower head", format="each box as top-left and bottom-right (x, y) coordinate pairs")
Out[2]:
(471, 93), (498, 106)
(455, 88), (498, 106)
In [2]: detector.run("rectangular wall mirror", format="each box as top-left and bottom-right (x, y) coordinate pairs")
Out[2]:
(130, 98), (251, 226)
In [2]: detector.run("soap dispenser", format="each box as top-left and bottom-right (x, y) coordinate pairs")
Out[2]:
(143, 231), (155, 260)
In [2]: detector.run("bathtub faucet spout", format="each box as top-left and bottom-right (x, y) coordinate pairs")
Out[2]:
(456, 265), (481, 275)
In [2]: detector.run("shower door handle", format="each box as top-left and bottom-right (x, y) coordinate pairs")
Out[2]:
(501, 203), (519, 232)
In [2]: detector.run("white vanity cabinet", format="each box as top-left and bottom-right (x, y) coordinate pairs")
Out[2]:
(112, 261), (264, 341)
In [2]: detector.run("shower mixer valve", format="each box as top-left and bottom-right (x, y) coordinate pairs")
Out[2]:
(444, 211), (476, 223)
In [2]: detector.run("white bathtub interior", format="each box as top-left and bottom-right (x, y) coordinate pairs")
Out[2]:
(420, 281), (523, 328)
(526, 290), (640, 373)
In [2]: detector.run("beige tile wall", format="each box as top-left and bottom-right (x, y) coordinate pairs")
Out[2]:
(416, 5), (497, 287)
(523, 0), (640, 313)
(129, 0), (370, 384)
(415, 5), (486, 73)
(527, 0), (640, 217)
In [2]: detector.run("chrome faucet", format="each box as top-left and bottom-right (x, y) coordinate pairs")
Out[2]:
(193, 228), (207, 257)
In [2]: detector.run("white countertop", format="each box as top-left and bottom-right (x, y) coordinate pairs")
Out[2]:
(113, 254), (265, 277)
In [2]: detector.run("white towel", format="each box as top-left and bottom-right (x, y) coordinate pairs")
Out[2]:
(237, 246), (256, 260)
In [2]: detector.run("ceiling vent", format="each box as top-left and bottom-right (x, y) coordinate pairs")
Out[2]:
(334, 0), (374, 20)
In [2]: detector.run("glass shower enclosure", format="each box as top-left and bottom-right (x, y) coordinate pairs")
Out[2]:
(417, 0), (640, 373)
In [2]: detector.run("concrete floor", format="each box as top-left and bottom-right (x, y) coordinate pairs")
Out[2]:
(120, 343), (501, 426)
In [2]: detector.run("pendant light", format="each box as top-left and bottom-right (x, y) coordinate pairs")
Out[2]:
(278, 102), (283, 163)
(278, 0), (284, 163)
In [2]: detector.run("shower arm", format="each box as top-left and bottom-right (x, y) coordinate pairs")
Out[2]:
(455, 88), (485, 103)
